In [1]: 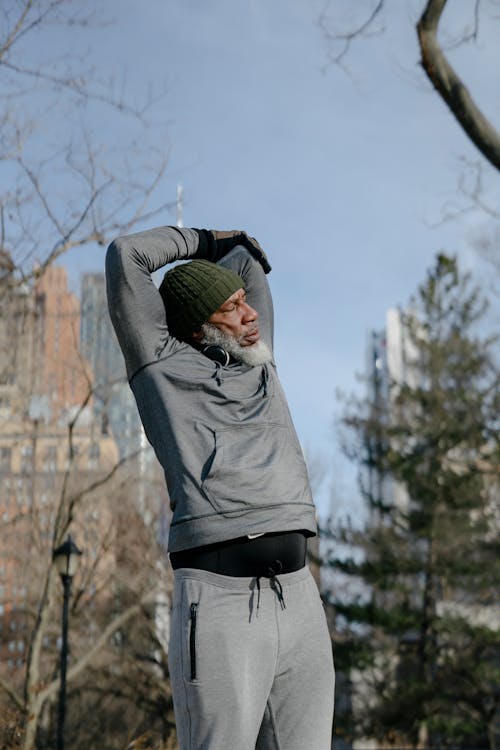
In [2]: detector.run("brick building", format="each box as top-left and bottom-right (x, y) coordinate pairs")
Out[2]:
(0, 417), (118, 678)
(33, 265), (91, 423)
(0, 260), (119, 683)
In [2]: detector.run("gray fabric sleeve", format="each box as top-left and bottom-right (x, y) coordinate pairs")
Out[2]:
(105, 226), (274, 379)
(219, 246), (274, 353)
(105, 226), (199, 378)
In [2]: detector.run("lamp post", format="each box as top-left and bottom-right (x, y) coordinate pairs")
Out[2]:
(53, 535), (82, 750)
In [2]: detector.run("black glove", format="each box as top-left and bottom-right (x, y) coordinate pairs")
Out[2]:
(194, 229), (271, 274)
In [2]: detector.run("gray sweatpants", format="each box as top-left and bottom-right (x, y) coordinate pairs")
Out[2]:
(168, 565), (335, 750)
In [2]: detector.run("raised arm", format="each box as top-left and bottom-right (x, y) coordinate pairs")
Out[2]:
(106, 226), (197, 379)
(105, 225), (270, 379)
(218, 246), (275, 353)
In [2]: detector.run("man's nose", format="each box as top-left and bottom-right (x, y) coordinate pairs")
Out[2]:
(242, 302), (258, 322)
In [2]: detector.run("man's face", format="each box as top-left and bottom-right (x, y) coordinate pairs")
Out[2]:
(204, 288), (260, 347)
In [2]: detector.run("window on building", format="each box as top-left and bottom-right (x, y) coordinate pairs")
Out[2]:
(20, 444), (33, 474)
(43, 445), (57, 473)
(0, 446), (12, 472)
(88, 442), (100, 469)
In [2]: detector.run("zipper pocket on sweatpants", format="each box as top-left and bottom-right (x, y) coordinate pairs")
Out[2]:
(189, 603), (198, 681)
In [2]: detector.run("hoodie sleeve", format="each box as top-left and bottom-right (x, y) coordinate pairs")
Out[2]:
(105, 226), (199, 379)
(106, 225), (274, 378)
(218, 245), (274, 353)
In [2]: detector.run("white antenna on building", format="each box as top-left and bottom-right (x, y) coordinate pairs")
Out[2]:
(176, 184), (184, 228)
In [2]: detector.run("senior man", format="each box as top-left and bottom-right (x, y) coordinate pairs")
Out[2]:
(105, 226), (334, 750)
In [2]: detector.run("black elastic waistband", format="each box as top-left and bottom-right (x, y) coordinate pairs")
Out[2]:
(170, 531), (307, 577)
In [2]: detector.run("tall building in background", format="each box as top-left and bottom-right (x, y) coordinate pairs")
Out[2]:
(366, 307), (417, 519)
(79, 272), (168, 546)
(0, 257), (173, 707)
(80, 273), (143, 459)
(368, 307), (417, 397)
(0, 417), (119, 678)
(0, 252), (36, 420)
(1, 259), (92, 426)
(0, 262), (120, 684)
(34, 265), (90, 423)
(80, 273), (172, 656)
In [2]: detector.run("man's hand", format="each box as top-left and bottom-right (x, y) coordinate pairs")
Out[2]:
(194, 228), (271, 274)
(210, 230), (271, 273)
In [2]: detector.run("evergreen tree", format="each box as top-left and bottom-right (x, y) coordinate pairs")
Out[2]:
(326, 255), (500, 749)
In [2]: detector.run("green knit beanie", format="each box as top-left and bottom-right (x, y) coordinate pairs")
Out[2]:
(159, 260), (244, 340)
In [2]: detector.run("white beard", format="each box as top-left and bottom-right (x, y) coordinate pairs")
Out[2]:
(200, 322), (273, 367)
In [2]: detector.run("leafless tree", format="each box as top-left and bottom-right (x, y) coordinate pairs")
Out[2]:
(0, 4), (179, 747)
(0, 229), (175, 749)
(0, 374), (174, 749)
(0, 0), (173, 284)
(319, 0), (500, 171)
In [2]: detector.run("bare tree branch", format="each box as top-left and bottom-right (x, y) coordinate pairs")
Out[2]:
(425, 157), (500, 227)
(0, 4), (177, 747)
(1, 1), (173, 283)
(0, 0), (37, 61)
(318, 2), (500, 172)
(37, 588), (160, 706)
(442, 0), (481, 49)
(456, 158), (500, 219)
(319, 0), (385, 70)
(417, 0), (500, 171)
(17, 157), (65, 237)
(72, 523), (114, 610)
(0, 676), (24, 712)
(2, 59), (157, 121)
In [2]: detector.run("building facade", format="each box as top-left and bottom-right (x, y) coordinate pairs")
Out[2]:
(80, 272), (144, 460)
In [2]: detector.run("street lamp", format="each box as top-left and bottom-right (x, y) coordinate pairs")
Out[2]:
(53, 535), (82, 750)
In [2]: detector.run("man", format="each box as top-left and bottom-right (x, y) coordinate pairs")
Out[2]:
(106, 226), (334, 750)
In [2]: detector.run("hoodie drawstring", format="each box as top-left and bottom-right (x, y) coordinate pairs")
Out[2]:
(260, 366), (269, 397)
(212, 362), (224, 386)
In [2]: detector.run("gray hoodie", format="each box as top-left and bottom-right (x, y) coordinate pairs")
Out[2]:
(105, 226), (317, 552)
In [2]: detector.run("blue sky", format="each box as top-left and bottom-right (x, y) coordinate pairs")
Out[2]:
(45, 0), (500, 519)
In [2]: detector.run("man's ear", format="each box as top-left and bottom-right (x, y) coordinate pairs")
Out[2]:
(192, 330), (203, 342)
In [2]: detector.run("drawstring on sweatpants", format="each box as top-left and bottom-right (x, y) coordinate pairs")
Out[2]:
(268, 561), (286, 610)
(255, 576), (261, 613)
(255, 560), (286, 615)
